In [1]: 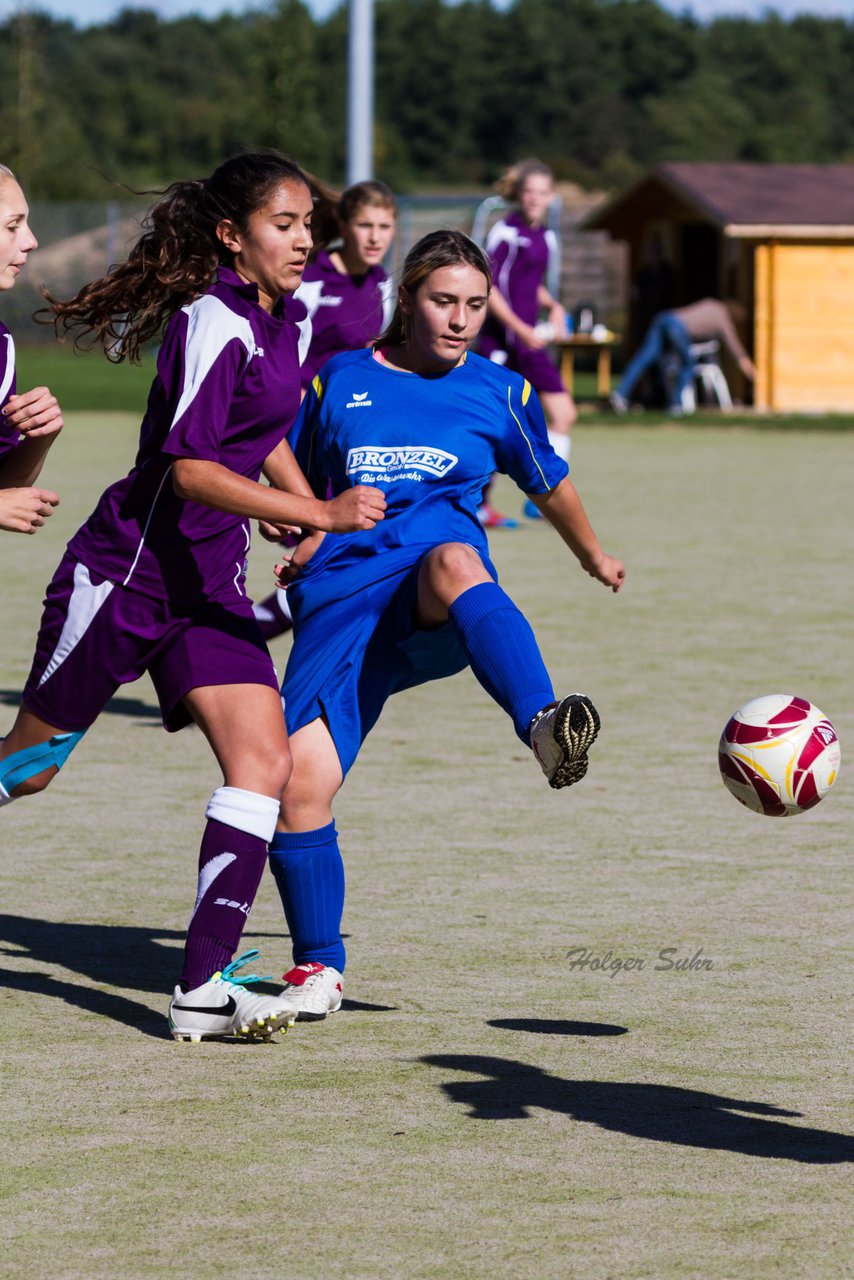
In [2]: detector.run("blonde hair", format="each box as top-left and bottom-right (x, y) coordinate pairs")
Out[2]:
(495, 158), (553, 204)
(338, 180), (396, 225)
(376, 229), (491, 348)
(0, 164), (15, 181)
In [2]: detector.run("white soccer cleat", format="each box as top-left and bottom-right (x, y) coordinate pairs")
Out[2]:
(530, 694), (601, 789)
(168, 949), (297, 1042)
(278, 962), (343, 1021)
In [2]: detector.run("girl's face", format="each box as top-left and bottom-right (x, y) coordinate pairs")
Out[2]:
(341, 202), (396, 273)
(218, 179), (313, 311)
(400, 262), (490, 372)
(0, 178), (38, 292)
(518, 173), (553, 227)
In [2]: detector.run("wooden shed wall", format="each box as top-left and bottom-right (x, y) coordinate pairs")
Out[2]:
(754, 242), (854, 411)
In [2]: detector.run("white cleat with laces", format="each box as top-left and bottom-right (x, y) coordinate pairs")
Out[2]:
(168, 949), (296, 1042)
(279, 962), (344, 1021)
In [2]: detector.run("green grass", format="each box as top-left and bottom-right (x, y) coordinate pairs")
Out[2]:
(15, 344), (154, 413)
(15, 344), (854, 431)
(1, 417), (852, 1279)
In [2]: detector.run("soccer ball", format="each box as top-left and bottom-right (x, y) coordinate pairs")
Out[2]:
(718, 694), (841, 817)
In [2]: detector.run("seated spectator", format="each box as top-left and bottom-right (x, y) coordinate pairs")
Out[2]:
(610, 298), (756, 415)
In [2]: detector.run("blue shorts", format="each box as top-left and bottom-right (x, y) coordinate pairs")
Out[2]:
(282, 557), (472, 777)
(23, 550), (279, 733)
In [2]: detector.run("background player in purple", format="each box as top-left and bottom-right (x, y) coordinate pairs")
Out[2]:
(0, 163), (63, 534)
(253, 178), (397, 641)
(478, 159), (576, 523)
(296, 179), (396, 391)
(264, 230), (625, 1021)
(0, 152), (385, 1042)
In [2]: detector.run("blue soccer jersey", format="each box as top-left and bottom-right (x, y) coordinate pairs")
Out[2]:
(287, 346), (568, 615)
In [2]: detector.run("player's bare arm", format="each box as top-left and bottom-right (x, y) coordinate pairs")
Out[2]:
(171, 455), (385, 533)
(528, 476), (626, 592)
(0, 386), (64, 488)
(486, 285), (545, 350)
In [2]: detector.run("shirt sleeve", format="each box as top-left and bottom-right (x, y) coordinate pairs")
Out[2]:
(485, 220), (512, 282)
(0, 331), (20, 466)
(288, 376), (327, 498)
(159, 304), (251, 463)
(493, 376), (569, 495)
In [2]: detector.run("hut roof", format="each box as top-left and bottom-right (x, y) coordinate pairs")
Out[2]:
(584, 162), (854, 238)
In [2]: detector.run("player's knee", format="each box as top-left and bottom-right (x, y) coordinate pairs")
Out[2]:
(233, 740), (292, 801)
(9, 766), (57, 798)
(0, 729), (85, 805)
(260, 747), (293, 801)
(280, 768), (332, 828)
(425, 542), (485, 594)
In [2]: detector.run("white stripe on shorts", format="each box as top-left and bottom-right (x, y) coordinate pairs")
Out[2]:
(38, 561), (115, 688)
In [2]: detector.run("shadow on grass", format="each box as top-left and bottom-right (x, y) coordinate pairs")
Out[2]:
(488, 1017), (628, 1036)
(0, 915), (397, 1029)
(0, 914), (183, 994)
(0, 966), (168, 1038)
(0, 688), (161, 721)
(421, 1054), (854, 1163)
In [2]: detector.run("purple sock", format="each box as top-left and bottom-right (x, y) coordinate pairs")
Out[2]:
(180, 787), (280, 991)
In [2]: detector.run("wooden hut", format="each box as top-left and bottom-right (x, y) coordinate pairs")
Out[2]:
(583, 163), (854, 411)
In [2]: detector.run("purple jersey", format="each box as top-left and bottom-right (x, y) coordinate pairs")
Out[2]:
(0, 320), (20, 466)
(477, 211), (564, 394)
(481, 210), (558, 332)
(68, 268), (304, 606)
(295, 250), (389, 389)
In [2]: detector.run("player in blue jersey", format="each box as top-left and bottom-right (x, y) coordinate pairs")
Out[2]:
(0, 163), (63, 534)
(266, 229), (625, 1020)
(0, 152), (385, 1042)
(253, 178), (397, 640)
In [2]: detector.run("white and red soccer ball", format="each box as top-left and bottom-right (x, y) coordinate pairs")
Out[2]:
(718, 694), (841, 817)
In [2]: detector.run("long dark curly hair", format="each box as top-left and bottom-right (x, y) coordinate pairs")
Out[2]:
(44, 151), (310, 363)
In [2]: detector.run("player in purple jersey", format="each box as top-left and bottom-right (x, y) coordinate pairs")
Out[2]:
(0, 164), (63, 534)
(297, 179), (396, 391)
(478, 159), (576, 524)
(253, 179), (397, 641)
(264, 231), (625, 1021)
(0, 152), (385, 1043)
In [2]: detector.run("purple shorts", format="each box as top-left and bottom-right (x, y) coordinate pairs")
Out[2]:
(478, 336), (565, 396)
(22, 551), (279, 733)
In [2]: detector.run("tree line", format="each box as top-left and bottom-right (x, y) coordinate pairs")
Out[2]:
(2, 0), (853, 200)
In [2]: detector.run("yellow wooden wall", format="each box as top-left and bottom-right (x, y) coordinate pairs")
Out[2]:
(754, 242), (854, 411)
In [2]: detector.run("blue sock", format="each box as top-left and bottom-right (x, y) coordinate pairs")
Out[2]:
(449, 582), (555, 744)
(268, 822), (346, 972)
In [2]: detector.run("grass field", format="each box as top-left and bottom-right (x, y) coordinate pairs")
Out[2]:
(17, 342), (854, 429)
(1, 414), (851, 1279)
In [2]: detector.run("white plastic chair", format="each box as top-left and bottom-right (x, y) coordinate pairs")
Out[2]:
(681, 340), (732, 412)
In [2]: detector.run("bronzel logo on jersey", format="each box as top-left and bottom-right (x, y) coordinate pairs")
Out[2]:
(346, 391), (373, 408)
(346, 445), (459, 478)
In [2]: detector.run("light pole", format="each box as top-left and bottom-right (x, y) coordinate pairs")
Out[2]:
(347, 0), (374, 184)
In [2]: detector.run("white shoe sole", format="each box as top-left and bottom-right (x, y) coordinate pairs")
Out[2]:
(168, 1010), (296, 1043)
